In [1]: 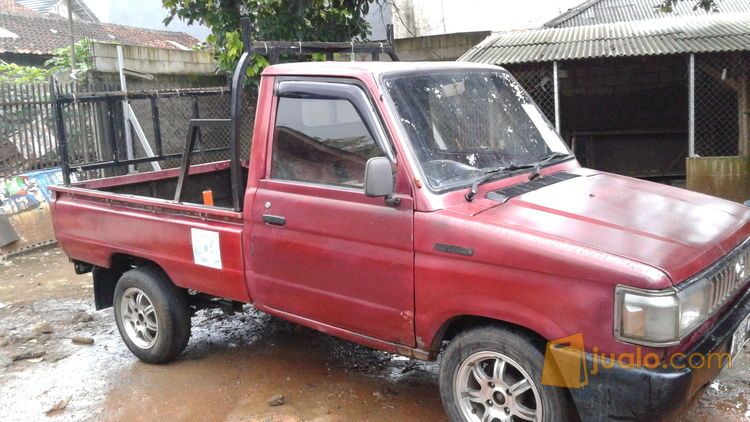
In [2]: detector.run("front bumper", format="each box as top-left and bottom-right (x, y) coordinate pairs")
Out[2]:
(569, 288), (750, 422)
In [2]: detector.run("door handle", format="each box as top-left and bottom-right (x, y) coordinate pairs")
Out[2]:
(263, 214), (286, 226)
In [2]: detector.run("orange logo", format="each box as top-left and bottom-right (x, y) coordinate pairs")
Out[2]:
(541, 333), (588, 388)
(542, 333), (733, 388)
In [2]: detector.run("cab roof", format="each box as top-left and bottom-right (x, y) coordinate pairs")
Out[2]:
(261, 61), (500, 78)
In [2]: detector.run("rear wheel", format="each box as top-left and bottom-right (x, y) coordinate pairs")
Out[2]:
(113, 267), (191, 363)
(439, 326), (575, 422)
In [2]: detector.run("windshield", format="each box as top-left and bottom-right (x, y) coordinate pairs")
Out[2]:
(383, 69), (570, 191)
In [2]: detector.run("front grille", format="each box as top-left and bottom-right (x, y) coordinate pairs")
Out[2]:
(706, 240), (750, 313)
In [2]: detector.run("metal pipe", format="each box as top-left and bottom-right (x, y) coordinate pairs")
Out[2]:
(553, 61), (561, 133)
(105, 98), (119, 166)
(688, 53), (695, 157)
(174, 124), (199, 202)
(50, 77), (71, 185)
(117, 45), (135, 172)
(192, 97), (203, 150)
(54, 87), (230, 103)
(67, 148), (230, 173)
(386, 24), (400, 61)
(246, 41), (396, 52)
(150, 96), (163, 156)
(228, 16), (255, 212)
(229, 51), (251, 212)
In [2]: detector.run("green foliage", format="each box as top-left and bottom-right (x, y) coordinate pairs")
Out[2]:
(0, 39), (93, 84)
(44, 39), (94, 79)
(0, 61), (48, 83)
(162, 0), (376, 81)
(658, 0), (720, 12)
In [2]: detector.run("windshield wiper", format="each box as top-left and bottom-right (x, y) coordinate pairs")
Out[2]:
(463, 152), (573, 202)
(465, 163), (535, 202)
(527, 152), (572, 181)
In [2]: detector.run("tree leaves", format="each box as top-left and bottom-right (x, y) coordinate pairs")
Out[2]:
(0, 40), (93, 83)
(0, 62), (48, 83)
(43, 39), (94, 80)
(161, 0), (377, 80)
(657, 0), (720, 13)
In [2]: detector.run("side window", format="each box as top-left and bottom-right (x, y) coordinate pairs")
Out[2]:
(272, 96), (384, 188)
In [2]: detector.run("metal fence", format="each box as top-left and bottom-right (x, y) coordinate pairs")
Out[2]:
(505, 63), (557, 129)
(693, 53), (746, 157)
(0, 78), (256, 180)
(0, 81), (63, 177)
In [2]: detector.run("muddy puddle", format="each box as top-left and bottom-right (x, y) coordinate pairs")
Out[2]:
(0, 248), (748, 421)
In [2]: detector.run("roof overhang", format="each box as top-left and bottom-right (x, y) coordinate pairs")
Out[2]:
(459, 13), (750, 65)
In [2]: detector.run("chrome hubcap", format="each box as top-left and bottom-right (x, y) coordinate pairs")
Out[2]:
(455, 351), (542, 422)
(119, 287), (158, 349)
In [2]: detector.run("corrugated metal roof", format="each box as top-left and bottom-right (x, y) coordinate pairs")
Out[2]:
(545, 0), (750, 28)
(459, 13), (750, 65)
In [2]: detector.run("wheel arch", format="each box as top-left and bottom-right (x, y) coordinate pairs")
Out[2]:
(429, 314), (550, 356)
(93, 253), (177, 310)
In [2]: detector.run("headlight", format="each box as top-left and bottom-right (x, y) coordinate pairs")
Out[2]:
(677, 278), (712, 332)
(615, 279), (712, 346)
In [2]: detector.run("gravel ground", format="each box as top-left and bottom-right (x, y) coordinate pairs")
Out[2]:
(0, 247), (747, 421)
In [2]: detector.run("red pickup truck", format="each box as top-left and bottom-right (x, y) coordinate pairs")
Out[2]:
(50, 60), (750, 421)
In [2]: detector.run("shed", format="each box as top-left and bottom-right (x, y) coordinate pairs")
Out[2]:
(460, 0), (750, 201)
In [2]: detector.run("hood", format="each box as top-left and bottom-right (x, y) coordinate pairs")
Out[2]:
(475, 172), (750, 285)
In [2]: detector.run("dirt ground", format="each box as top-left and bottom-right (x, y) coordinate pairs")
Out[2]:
(0, 247), (748, 422)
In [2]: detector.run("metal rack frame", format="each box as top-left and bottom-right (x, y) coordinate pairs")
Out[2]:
(54, 17), (399, 212)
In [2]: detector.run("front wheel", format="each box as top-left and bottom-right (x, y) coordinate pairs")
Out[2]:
(113, 267), (191, 364)
(439, 326), (575, 422)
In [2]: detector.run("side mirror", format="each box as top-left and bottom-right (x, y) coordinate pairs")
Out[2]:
(364, 157), (399, 206)
(364, 157), (394, 197)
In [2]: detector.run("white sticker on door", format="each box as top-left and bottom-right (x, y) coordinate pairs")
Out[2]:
(191, 228), (222, 270)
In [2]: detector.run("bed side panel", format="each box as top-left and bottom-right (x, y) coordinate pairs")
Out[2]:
(52, 192), (250, 303)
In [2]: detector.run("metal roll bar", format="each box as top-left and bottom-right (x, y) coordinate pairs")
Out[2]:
(54, 16), (399, 213)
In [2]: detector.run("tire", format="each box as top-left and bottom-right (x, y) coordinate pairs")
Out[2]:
(439, 325), (575, 422)
(113, 267), (191, 364)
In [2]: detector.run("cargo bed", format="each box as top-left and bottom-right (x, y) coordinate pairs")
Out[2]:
(49, 160), (251, 303)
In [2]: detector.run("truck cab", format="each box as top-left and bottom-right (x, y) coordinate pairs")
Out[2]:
(50, 60), (750, 422)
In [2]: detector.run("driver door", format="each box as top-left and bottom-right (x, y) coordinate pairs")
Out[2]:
(248, 80), (415, 346)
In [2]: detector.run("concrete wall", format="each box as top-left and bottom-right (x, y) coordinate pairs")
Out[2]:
(335, 31), (489, 62)
(394, 31), (490, 61)
(91, 42), (217, 75)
